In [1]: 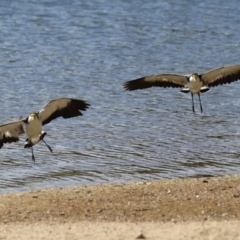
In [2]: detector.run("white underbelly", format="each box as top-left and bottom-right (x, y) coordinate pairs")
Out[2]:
(187, 80), (203, 94)
(26, 119), (42, 141)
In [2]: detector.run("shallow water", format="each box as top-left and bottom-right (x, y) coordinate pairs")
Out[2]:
(0, 0), (240, 194)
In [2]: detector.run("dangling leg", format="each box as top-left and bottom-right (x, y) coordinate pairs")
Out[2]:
(198, 93), (203, 113)
(42, 139), (53, 153)
(31, 147), (35, 162)
(191, 93), (195, 114)
(24, 139), (35, 161)
(40, 131), (53, 153)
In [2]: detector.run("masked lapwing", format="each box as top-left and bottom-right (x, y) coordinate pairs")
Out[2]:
(124, 65), (240, 113)
(0, 98), (90, 161)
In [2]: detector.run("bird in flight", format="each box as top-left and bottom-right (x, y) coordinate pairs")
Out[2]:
(123, 65), (240, 113)
(0, 98), (90, 161)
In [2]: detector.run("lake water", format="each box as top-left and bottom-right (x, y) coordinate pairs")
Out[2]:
(0, 0), (240, 194)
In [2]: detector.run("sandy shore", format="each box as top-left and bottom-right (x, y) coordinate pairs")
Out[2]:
(1, 175), (240, 239)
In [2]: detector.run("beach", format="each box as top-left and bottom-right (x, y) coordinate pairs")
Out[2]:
(0, 175), (240, 239)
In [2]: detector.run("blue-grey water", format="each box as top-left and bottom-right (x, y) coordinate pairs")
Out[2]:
(0, 0), (240, 194)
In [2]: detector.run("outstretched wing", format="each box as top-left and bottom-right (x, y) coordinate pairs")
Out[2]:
(201, 65), (240, 87)
(0, 120), (25, 148)
(123, 74), (188, 91)
(38, 98), (90, 125)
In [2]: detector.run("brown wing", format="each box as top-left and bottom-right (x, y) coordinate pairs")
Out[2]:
(38, 98), (90, 125)
(0, 120), (25, 148)
(123, 74), (188, 91)
(201, 65), (240, 87)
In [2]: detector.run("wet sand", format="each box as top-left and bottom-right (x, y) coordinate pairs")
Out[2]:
(1, 175), (240, 239)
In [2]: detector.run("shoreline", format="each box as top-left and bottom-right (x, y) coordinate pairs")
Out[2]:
(1, 175), (240, 239)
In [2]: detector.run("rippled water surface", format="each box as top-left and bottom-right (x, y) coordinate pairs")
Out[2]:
(0, 0), (240, 194)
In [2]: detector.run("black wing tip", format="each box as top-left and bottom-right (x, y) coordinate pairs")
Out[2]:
(123, 75), (185, 91)
(73, 99), (90, 111)
(84, 101), (91, 109)
(123, 81), (136, 91)
(61, 99), (90, 119)
(208, 78), (240, 88)
(66, 98), (90, 109)
(0, 122), (24, 148)
(0, 138), (17, 149)
(2, 135), (20, 144)
(41, 98), (90, 125)
(123, 78), (148, 91)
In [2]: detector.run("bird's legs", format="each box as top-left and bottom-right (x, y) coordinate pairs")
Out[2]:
(40, 132), (53, 153)
(42, 139), (53, 153)
(24, 140), (35, 161)
(31, 147), (35, 162)
(198, 93), (203, 113)
(191, 93), (195, 114)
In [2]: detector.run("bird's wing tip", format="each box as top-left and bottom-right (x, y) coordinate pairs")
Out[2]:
(123, 82), (134, 91)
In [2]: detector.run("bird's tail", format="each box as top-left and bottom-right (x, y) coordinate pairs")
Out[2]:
(24, 141), (33, 148)
(180, 86), (210, 94)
